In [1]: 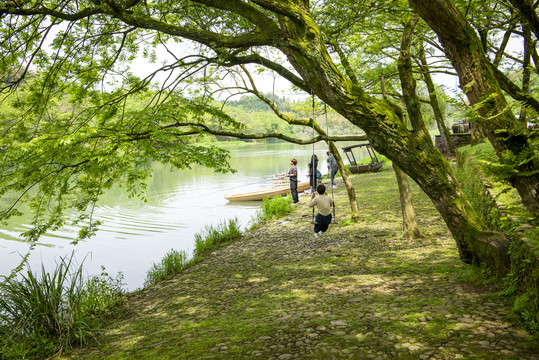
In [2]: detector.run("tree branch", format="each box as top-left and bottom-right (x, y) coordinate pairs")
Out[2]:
(328, 42), (359, 86)
(492, 64), (539, 114)
(1, 2), (276, 49)
(508, 0), (539, 41)
(164, 121), (368, 144)
(222, 53), (309, 92)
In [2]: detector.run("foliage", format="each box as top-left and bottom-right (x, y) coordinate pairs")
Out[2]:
(0, 0), (538, 332)
(455, 146), (539, 334)
(0, 254), (125, 359)
(143, 219), (243, 288)
(458, 264), (498, 287)
(250, 195), (294, 226)
(144, 249), (189, 287)
(45, 168), (539, 359)
(0, 85), (238, 257)
(225, 94), (296, 113)
(512, 293), (539, 334)
(192, 218), (243, 259)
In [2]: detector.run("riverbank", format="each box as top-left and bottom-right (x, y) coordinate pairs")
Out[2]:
(59, 168), (539, 360)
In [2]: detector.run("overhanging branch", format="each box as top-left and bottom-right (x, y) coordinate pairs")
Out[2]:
(165, 121), (368, 144)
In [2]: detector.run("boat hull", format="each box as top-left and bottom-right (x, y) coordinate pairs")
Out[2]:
(349, 161), (384, 174)
(224, 181), (311, 201)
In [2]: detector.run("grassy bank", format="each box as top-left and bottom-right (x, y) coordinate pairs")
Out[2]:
(55, 167), (538, 360)
(456, 143), (539, 333)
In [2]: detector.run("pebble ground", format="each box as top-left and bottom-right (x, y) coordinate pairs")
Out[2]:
(59, 173), (539, 360)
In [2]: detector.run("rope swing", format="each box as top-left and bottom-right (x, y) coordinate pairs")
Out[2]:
(310, 94), (337, 224)
(325, 103), (337, 224)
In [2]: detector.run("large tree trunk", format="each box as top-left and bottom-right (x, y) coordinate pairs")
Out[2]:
(393, 163), (424, 240)
(408, 0), (539, 213)
(520, 23), (533, 125)
(419, 43), (456, 156)
(381, 47), (423, 239)
(276, 5), (510, 275)
(329, 141), (361, 222)
(395, 15), (425, 241)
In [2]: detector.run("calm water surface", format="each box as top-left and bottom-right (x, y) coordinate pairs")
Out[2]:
(0, 142), (368, 290)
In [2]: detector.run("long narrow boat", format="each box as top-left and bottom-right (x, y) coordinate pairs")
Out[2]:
(224, 181), (311, 202)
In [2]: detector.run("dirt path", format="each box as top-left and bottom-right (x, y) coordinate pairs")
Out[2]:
(60, 171), (539, 360)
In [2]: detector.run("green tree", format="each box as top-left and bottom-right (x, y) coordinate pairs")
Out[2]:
(1, 1), (537, 274)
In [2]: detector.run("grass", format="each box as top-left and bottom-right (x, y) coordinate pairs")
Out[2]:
(193, 217), (242, 258)
(0, 254), (125, 359)
(54, 168), (539, 359)
(249, 195), (294, 228)
(458, 142), (536, 221)
(144, 218), (243, 289)
(144, 249), (189, 287)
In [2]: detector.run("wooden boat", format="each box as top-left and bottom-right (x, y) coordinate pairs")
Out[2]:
(342, 143), (384, 174)
(224, 181), (311, 202)
(349, 160), (384, 174)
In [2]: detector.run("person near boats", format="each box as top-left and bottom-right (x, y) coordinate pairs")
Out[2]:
(326, 151), (338, 187)
(308, 154), (319, 189)
(309, 183), (333, 237)
(284, 158), (299, 204)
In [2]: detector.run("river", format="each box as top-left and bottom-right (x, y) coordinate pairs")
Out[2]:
(0, 142), (370, 290)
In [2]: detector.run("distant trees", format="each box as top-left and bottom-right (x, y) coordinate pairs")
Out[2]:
(226, 93), (295, 113)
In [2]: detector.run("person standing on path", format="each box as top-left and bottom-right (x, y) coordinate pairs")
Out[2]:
(326, 151), (338, 187)
(309, 183), (333, 237)
(285, 158), (299, 204)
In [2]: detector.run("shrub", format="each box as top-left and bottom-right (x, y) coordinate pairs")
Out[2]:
(455, 145), (539, 334)
(193, 218), (242, 259)
(0, 254), (125, 359)
(251, 195), (294, 226)
(144, 249), (189, 287)
(513, 293), (539, 334)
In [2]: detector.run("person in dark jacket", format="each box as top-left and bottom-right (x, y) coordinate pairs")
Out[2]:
(308, 154), (318, 189)
(285, 158), (299, 204)
(326, 151), (338, 187)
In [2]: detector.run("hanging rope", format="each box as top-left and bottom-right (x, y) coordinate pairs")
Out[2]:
(311, 93), (316, 221)
(324, 103), (337, 223)
(310, 97), (337, 224)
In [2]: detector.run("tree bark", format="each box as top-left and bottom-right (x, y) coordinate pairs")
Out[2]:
(409, 0), (539, 214)
(394, 15), (424, 240)
(520, 23), (533, 125)
(1, 0), (516, 275)
(393, 162), (424, 240)
(380, 31), (424, 239)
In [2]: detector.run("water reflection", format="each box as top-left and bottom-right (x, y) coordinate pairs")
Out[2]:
(0, 141), (369, 290)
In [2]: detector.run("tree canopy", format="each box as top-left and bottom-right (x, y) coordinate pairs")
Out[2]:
(1, 0), (538, 272)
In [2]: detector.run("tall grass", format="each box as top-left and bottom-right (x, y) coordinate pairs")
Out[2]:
(0, 254), (125, 359)
(144, 249), (189, 287)
(143, 218), (243, 288)
(250, 195), (293, 227)
(193, 218), (242, 258)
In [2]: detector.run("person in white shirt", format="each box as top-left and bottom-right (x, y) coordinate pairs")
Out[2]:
(309, 184), (334, 237)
